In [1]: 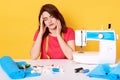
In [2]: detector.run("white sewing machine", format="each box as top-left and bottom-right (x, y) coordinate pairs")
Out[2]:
(73, 29), (118, 64)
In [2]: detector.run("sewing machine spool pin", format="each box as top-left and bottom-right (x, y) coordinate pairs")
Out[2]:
(108, 23), (111, 30)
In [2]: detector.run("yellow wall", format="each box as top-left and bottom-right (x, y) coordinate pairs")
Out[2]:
(0, 0), (120, 59)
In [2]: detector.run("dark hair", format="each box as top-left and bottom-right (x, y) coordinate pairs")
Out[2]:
(38, 4), (67, 37)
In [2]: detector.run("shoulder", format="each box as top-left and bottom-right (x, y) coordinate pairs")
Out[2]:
(65, 27), (75, 34)
(66, 27), (74, 33)
(63, 27), (75, 41)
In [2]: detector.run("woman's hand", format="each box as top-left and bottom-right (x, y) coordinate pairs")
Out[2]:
(40, 16), (47, 35)
(56, 20), (62, 36)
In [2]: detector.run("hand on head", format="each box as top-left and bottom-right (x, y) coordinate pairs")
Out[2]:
(56, 20), (62, 36)
(40, 15), (47, 35)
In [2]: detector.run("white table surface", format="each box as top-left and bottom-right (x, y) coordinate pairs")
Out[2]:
(0, 59), (107, 80)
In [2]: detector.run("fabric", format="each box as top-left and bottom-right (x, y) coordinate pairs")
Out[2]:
(87, 64), (111, 79)
(87, 63), (120, 80)
(33, 27), (75, 59)
(0, 56), (25, 79)
(108, 64), (120, 80)
(0, 56), (40, 79)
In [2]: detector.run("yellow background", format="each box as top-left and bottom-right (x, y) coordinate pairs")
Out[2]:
(0, 0), (120, 59)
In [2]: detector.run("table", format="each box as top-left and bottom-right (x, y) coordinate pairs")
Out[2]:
(0, 59), (107, 80)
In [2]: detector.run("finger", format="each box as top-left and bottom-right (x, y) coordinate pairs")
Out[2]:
(40, 17), (43, 25)
(56, 20), (59, 30)
(40, 15), (44, 27)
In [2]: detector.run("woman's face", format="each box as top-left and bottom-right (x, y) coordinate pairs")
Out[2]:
(42, 11), (57, 30)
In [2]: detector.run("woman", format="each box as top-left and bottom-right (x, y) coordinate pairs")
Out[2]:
(30, 4), (75, 60)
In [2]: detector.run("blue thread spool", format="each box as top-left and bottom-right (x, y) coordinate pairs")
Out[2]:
(82, 69), (89, 73)
(52, 68), (59, 72)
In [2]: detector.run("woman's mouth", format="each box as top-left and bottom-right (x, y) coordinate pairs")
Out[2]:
(49, 23), (54, 27)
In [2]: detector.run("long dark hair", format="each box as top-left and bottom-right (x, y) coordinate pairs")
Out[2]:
(38, 4), (67, 37)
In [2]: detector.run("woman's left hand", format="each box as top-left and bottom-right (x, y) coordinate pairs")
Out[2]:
(56, 20), (62, 36)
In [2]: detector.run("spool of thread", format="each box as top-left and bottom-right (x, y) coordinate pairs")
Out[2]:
(75, 67), (83, 73)
(75, 67), (89, 73)
(108, 24), (111, 30)
(82, 69), (89, 73)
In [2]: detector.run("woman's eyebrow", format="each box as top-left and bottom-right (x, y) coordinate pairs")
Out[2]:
(43, 17), (47, 20)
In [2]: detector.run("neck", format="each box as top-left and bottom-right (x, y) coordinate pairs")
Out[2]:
(49, 28), (57, 36)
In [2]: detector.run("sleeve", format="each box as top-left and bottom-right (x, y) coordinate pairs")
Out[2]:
(33, 29), (40, 41)
(66, 27), (75, 41)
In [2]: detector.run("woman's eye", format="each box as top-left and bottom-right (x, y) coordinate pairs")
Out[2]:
(51, 16), (54, 18)
(43, 18), (47, 21)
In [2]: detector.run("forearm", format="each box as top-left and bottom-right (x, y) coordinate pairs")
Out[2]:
(57, 35), (75, 60)
(30, 33), (43, 60)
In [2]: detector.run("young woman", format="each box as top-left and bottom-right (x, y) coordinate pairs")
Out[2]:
(30, 4), (75, 60)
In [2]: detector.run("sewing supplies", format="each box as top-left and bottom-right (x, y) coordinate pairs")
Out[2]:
(75, 67), (83, 73)
(82, 69), (89, 73)
(18, 64), (30, 71)
(31, 64), (64, 74)
(75, 67), (89, 73)
(0, 56), (40, 79)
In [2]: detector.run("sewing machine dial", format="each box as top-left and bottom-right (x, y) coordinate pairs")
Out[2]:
(98, 33), (104, 39)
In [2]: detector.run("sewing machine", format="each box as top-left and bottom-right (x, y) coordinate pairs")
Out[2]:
(73, 29), (118, 64)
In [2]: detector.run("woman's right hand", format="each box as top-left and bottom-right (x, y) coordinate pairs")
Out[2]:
(39, 15), (47, 35)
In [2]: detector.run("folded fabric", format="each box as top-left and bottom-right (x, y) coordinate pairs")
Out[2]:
(0, 56), (25, 79)
(108, 64), (120, 80)
(0, 56), (40, 79)
(87, 64), (111, 79)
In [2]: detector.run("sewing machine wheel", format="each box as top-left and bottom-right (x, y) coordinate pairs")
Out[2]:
(98, 33), (104, 39)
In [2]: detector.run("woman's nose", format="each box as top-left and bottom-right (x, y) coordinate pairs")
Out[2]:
(48, 18), (52, 23)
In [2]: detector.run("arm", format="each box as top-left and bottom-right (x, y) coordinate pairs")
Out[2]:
(30, 32), (43, 60)
(30, 16), (46, 60)
(56, 20), (75, 60)
(57, 35), (75, 60)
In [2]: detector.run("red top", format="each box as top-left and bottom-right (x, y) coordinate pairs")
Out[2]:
(33, 27), (75, 59)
